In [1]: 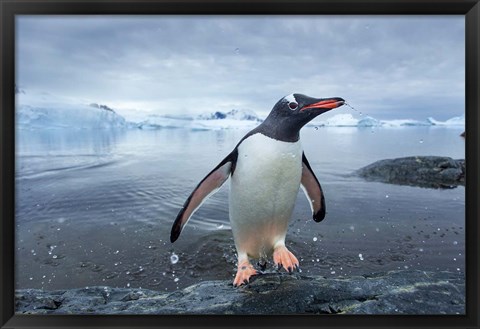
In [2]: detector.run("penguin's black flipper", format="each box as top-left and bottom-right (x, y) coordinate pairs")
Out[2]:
(300, 152), (326, 222)
(170, 150), (238, 243)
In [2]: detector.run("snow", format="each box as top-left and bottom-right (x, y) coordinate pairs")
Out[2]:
(17, 92), (126, 130)
(318, 114), (359, 127)
(197, 109), (262, 122)
(427, 114), (465, 126)
(16, 90), (464, 131)
(135, 114), (259, 130)
(310, 114), (464, 128)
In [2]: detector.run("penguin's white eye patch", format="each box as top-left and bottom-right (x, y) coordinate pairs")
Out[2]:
(288, 102), (298, 110)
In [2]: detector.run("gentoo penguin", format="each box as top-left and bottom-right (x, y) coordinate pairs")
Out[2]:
(170, 93), (345, 287)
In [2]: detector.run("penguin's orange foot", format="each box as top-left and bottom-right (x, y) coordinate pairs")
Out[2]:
(273, 245), (299, 273)
(233, 261), (258, 287)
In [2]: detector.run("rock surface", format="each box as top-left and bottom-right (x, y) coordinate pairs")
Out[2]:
(15, 270), (464, 315)
(356, 156), (465, 188)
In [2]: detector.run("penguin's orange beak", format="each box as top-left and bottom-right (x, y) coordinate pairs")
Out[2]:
(301, 97), (345, 111)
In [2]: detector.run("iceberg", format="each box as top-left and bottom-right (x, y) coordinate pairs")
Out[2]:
(357, 116), (383, 127)
(427, 114), (465, 126)
(309, 113), (464, 128)
(135, 114), (259, 130)
(380, 119), (432, 127)
(16, 90), (464, 131)
(16, 92), (126, 130)
(135, 114), (194, 130)
(313, 114), (359, 127)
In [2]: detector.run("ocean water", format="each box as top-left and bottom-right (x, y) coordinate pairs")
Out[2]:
(15, 126), (465, 292)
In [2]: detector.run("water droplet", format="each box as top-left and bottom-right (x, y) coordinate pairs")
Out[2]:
(52, 255), (58, 259)
(127, 283), (130, 287)
(358, 253), (364, 261)
(350, 225), (355, 232)
(453, 241), (458, 245)
(29, 277), (33, 280)
(314, 126), (318, 130)
(216, 224), (224, 229)
(456, 268), (460, 271)
(174, 277), (179, 283)
(385, 195), (389, 198)
(234, 47), (240, 54)
(375, 228), (380, 232)
(419, 139), (424, 144)
(313, 237), (318, 242)
(114, 250), (120, 254)
(170, 253), (179, 264)
(331, 271), (336, 274)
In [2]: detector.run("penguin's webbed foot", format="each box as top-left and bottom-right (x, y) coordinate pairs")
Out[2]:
(233, 261), (258, 287)
(273, 245), (299, 274)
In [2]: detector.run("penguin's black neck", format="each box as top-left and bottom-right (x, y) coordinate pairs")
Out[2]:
(252, 119), (300, 142)
(249, 110), (320, 142)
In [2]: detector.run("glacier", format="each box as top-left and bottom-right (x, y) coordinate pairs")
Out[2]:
(16, 93), (126, 130)
(16, 91), (464, 130)
(132, 109), (262, 130)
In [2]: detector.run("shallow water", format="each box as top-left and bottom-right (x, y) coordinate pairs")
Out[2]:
(15, 126), (465, 291)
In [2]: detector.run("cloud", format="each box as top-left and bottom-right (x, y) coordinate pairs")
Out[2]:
(16, 15), (464, 120)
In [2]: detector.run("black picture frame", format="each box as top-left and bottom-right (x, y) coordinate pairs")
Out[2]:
(1, 0), (479, 328)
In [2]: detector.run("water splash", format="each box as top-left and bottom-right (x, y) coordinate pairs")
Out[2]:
(344, 102), (363, 116)
(170, 253), (179, 264)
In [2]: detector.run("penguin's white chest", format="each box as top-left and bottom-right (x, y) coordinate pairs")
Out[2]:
(229, 133), (303, 258)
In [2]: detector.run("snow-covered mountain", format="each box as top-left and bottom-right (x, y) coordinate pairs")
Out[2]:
(16, 91), (464, 130)
(17, 92), (126, 130)
(197, 109), (262, 122)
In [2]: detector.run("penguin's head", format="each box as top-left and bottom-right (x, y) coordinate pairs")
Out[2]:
(274, 93), (345, 119)
(260, 93), (345, 141)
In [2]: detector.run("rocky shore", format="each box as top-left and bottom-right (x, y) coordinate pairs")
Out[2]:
(15, 270), (464, 315)
(356, 156), (465, 188)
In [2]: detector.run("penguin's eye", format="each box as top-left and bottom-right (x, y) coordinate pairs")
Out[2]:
(288, 102), (298, 110)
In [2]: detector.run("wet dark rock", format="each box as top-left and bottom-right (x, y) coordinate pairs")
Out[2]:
(15, 270), (464, 315)
(356, 156), (465, 188)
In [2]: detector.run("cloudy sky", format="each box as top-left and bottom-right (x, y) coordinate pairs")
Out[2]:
(16, 15), (464, 121)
